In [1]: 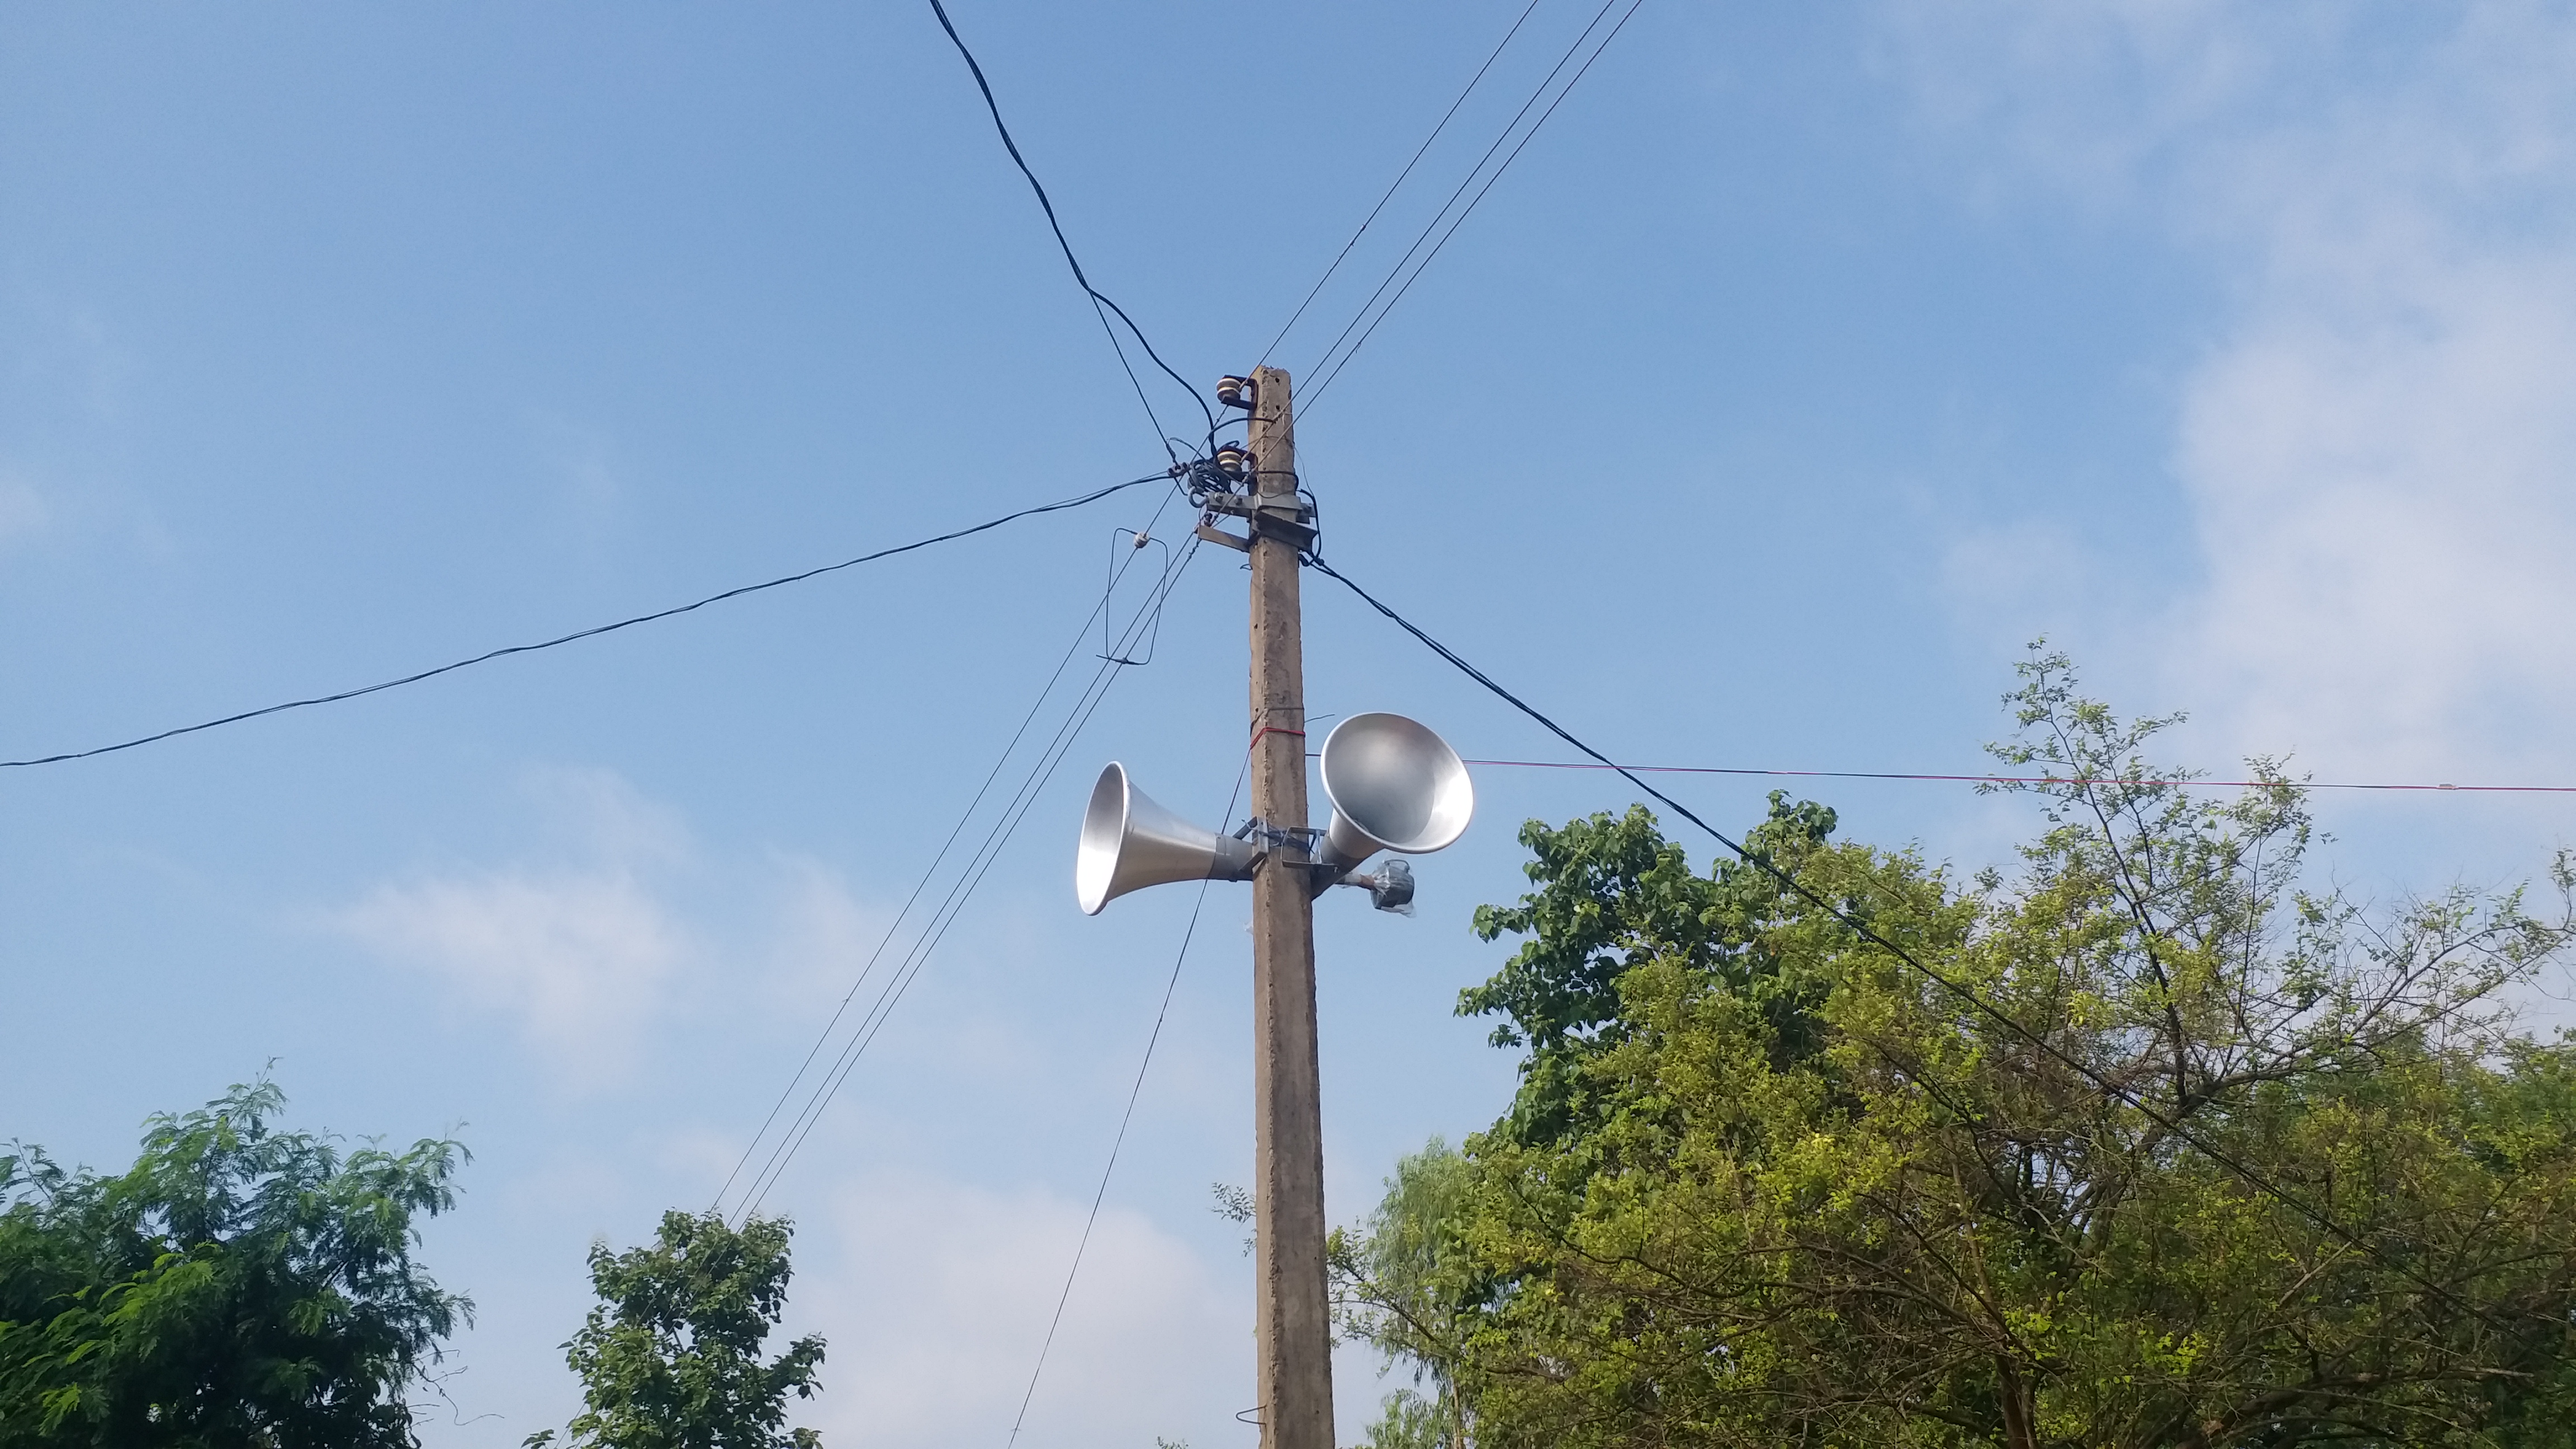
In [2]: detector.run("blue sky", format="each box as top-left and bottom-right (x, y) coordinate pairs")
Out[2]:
(7, 3), (2575, 1446)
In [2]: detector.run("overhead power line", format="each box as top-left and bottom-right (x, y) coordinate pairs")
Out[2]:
(1303, 552), (2522, 1331)
(1255, 0), (1547, 370)
(721, 523), (1193, 1220)
(1461, 757), (2576, 797)
(925, 0), (1216, 458)
(1302, 0), (1649, 410)
(2, 473), (1168, 771)
(727, 532), (1206, 1223)
(711, 492), (1187, 1221)
(737, 542), (1201, 1220)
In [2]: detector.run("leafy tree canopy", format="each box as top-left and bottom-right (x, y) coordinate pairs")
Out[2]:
(531, 1210), (824, 1449)
(1339, 651), (2576, 1449)
(0, 1079), (470, 1449)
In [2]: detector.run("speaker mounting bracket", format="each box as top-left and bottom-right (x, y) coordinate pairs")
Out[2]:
(1234, 817), (1323, 860)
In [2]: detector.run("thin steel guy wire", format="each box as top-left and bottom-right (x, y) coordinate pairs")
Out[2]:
(733, 604), (1158, 1219)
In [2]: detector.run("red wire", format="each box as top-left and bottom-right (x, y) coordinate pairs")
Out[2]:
(1455, 759), (2576, 795)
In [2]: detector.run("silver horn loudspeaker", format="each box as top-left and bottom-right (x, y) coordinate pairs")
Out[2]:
(1077, 763), (1260, 916)
(1316, 712), (1474, 871)
(1075, 712), (1473, 915)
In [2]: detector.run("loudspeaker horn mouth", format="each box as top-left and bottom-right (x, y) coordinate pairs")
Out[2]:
(1077, 763), (1259, 915)
(1318, 712), (1475, 869)
(1076, 764), (1133, 915)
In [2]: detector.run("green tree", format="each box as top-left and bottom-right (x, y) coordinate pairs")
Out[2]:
(0, 1079), (470, 1448)
(1341, 651), (2576, 1448)
(1330, 1140), (1483, 1449)
(532, 1210), (825, 1449)
(1457, 792), (1844, 1151)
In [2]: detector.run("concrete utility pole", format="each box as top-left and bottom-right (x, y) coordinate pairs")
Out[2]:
(1243, 364), (1334, 1449)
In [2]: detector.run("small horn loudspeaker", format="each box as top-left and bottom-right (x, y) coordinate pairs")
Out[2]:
(1318, 712), (1475, 872)
(1077, 763), (1259, 916)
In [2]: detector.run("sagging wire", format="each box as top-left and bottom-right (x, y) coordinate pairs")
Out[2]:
(4, 473), (1171, 771)
(1301, 551), (2531, 1336)
(925, 0), (1218, 465)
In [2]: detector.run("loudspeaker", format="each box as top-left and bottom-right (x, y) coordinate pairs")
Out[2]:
(1076, 763), (1260, 915)
(1318, 712), (1475, 871)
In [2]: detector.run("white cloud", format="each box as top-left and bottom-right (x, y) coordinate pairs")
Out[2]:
(1940, 517), (2106, 653)
(337, 868), (684, 1079)
(794, 1171), (1242, 1449)
(1886, 1), (2576, 777)
(761, 854), (902, 1003)
(0, 475), (44, 546)
(319, 771), (937, 1101)
(326, 768), (693, 1083)
(522, 765), (692, 865)
(2177, 243), (2576, 773)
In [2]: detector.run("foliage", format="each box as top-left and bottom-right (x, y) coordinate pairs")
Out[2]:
(1212, 1183), (1255, 1257)
(1460, 793), (1843, 1149)
(0, 1079), (470, 1448)
(531, 1210), (824, 1449)
(1338, 650), (2576, 1449)
(1329, 1141), (1481, 1449)
(1355, 1388), (1453, 1449)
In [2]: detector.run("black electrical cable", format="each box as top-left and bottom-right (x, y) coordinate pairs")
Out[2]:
(1303, 552), (2523, 1330)
(1003, 754), (1249, 1448)
(1299, 0), (1635, 406)
(1254, 0), (1547, 371)
(925, 0), (1218, 456)
(2, 473), (1169, 771)
(1306, 0), (1646, 409)
(712, 494), (1186, 1221)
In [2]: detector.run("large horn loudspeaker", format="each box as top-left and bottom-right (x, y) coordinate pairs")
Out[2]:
(1076, 763), (1259, 916)
(1318, 712), (1475, 872)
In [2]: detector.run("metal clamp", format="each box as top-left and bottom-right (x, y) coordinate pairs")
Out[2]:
(1234, 817), (1323, 863)
(1195, 515), (1253, 552)
(1199, 490), (1315, 549)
